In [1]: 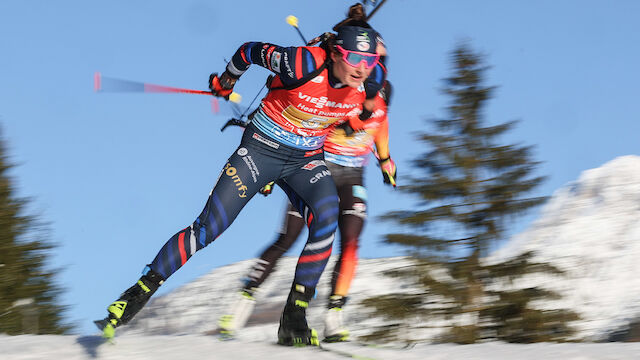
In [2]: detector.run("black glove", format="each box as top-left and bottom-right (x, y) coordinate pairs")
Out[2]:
(208, 71), (236, 99)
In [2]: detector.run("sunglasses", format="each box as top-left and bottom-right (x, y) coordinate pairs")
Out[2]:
(336, 45), (380, 69)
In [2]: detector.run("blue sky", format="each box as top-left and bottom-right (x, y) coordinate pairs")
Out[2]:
(1, 1), (639, 334)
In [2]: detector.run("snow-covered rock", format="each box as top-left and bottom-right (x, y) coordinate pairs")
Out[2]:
(490, 155), (640, 340)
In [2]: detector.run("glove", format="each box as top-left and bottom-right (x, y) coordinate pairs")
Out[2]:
(259, 181), (276, 196)
(209, 71), (236, 99)
(336, 115), (365, 136)
(342, 104), (375, 135)
(347, 115), (366, 131)
(379, 157), (397, 187)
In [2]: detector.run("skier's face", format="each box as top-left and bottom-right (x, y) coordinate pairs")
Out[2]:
(331, 50), (374, 88)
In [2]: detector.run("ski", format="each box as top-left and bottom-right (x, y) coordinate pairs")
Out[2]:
(342, 340), (416, 351)
(318, 342), (380, 360)
(93, 318), (117, 342)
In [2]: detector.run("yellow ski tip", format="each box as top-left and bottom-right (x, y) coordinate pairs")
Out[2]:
(286, 15), (299, 27)
(229, 92), (242, 104)
(103, 323), (115, 339)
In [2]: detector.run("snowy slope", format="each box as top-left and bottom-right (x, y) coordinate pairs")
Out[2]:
(490, 155), (640, 340)
(111, 156), (640, 342)
(119, 256), (417, 341)
(2, 335), (640, 360)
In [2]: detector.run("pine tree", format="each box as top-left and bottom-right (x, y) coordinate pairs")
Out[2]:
(0, 129), (70, 334)
(361, 43), (578, 344)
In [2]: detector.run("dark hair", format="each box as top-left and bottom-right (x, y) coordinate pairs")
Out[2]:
(332, 3), (368, 31)
(308, 3), (372, 53)
(306, 32), (336, 53)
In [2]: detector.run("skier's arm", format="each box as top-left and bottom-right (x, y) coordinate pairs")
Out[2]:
(362, 33), (388, 114)
(211, 42), (320, 97)
(224, 42), (323, 86)
(373, 89), (396, 187)
(373, 115), (390, 161)
(375, 117), (396, 187)
(358, 59), (387, 123)
(365, 59), (387, 100)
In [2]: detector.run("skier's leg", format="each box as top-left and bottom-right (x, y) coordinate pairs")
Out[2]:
(325, 180), (367, 342)
(331, 183), (366, 298)
(97, 143), (278, 338)
(276, 160), (340, 346)
(219, 202), (305, 336)
(282, 176), (339, 290)
(245, 203), (306, 290)
(148, 154), (265, 279)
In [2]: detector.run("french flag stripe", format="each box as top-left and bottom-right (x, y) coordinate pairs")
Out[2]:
(298, 248), (332, 264)
(178, 231), (187, 265)
(295, 48), (303, 80)
(189, 226), (197, 256)
(304, 234), (334, 252)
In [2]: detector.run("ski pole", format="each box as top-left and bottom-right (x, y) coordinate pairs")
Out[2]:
(286, 15), (308, 44)
(94, 72), (242, 102)
(365, 0), (388, 21)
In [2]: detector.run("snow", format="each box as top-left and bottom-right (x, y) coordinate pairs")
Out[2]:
(1, 335), (640, 360)
(489, 155), (640, 340)
(118, 256), (419, 340)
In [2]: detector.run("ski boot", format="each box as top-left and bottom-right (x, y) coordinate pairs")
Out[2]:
(94, 266), (164, 339)
(217, 285), (257, 339)
(323, 295), (349, 342)
(277, 284), (319, 347)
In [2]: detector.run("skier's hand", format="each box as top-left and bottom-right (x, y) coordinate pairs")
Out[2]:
(379, 157), (397, 187)
(340, 104), (375, 136)
(346, 114), (366, 132)
(209, 71), (236, 99)
(259, 181), (276, 196)
(335, 115), (365, 136)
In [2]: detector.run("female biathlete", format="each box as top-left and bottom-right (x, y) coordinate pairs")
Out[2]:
(95, 22), (384, 346)
(218, 81), (396, 343)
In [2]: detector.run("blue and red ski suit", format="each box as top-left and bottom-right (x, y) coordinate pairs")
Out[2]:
(148, 42), (384, 290)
